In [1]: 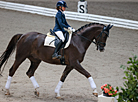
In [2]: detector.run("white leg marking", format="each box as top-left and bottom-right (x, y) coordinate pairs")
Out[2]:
(5, 76), (12, 89)
(88, 77), (96, 90)
(30, 76), (39, 89)
(88, 77), (98, 97)
(55, 81), (63, 97)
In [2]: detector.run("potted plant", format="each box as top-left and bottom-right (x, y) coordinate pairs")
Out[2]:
(101, 84), (118, 97)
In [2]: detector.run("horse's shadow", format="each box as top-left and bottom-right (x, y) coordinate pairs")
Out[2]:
(36, 93), (98, 102)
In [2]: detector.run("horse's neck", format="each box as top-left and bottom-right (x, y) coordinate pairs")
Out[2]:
(70, 24), (103, 54)
(71, 32), (92, 54)
(80, 32), (94, 50)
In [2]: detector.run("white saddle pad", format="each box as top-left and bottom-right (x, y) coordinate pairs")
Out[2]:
(44, 30), (72, 49)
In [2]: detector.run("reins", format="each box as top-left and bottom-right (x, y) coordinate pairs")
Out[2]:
(75, 33), (96, 44)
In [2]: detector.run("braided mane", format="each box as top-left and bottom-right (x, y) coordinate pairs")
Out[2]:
(75, 23), (105, 33)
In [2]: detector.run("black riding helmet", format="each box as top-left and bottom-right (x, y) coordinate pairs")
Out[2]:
(56, 1), (68, 8)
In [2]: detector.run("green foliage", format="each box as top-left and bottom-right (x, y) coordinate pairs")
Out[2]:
(118, 55), (138, 102)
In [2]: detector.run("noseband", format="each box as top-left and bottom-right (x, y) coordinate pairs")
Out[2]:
(75, 26), (109, 47)
(96, 27), (109, 49)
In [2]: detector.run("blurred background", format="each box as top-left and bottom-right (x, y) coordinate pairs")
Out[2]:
(1, 0), (138, 21)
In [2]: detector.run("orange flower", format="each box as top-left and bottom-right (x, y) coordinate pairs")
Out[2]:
(115, 90), (117, 94)
(104, 84), (107, 87)
(108, 93), (113, 96)
(109, 86), (112, 90)
(101, 85), (104, 89)
(104, 88), (109, 93)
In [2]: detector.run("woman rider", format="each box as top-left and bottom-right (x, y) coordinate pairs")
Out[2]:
(52, 1), (75, 59)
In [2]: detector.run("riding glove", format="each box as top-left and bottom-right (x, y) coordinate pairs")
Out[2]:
(68, 27), (75, 32)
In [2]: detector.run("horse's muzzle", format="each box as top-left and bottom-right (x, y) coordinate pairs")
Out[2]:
(97, 45), (105, 52)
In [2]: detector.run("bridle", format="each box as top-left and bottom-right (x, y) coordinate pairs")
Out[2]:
(95, 27), (109, 50)
(75, 26), (109, 48)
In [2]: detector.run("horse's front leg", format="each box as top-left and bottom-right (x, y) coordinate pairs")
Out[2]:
(73, 60), (98, 97)
(55, 65), (73, 99)
(5, 76), (12, 95)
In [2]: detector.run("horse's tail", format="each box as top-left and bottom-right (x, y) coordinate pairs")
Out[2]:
(0, 34), (23, 76)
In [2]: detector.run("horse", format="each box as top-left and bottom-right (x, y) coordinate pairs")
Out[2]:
(0, 23), (113, 98)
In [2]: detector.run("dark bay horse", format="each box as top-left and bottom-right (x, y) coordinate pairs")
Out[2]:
(0, 23), (113, 98)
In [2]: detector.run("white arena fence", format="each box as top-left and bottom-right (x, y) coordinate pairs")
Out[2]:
(0, 1), (138, 30)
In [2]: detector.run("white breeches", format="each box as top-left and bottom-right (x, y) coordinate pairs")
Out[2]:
(55, 31), (65, 42)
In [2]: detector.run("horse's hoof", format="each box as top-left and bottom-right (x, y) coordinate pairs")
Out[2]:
(5, 89), (10, 95)
(5, 92), (10, 95)
(93, 89), (98, 97)
(93, 93), (98, 97)
(55, 93), (61, 99)
(56, 96), (61, 99)
(34, 91), (39, 97)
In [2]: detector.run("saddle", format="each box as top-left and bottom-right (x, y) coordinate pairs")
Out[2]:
(44, 29), (73, 65)
(44, 29), (72, 49)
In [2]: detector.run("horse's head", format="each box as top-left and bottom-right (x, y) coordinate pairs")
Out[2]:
(74, 23), (113, 52)
(95, 24), (113, 52)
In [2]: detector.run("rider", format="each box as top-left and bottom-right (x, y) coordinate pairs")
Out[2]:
(52, 0), (75, 59)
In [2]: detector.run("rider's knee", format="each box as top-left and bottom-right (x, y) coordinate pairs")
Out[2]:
(61, 37), (65, 42)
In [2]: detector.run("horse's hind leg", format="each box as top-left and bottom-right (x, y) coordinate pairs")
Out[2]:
(5, 56), (26, 95)
(26, 58), (41, 97)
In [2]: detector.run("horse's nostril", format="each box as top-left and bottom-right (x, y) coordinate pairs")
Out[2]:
(99, 46), (105, 52)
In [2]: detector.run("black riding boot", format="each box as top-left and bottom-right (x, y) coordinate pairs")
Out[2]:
(52, 40), (63, 59)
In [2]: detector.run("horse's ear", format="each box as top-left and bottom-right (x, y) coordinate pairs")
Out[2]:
(104, 24), (110, 30)
(104, 24), (113, 31)
(109, 25), (113, 30)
